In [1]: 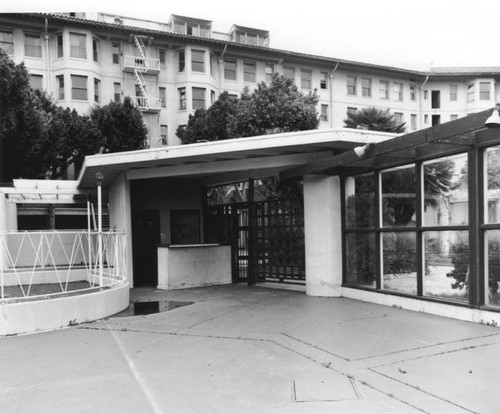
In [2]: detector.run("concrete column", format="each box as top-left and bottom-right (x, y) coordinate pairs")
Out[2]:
(303, 174), (343, 297)
(108, 172), (133, 286)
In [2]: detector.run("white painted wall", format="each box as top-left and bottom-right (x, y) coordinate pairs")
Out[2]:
(303, 174), (343, 297)
(157, 244), (231, 290)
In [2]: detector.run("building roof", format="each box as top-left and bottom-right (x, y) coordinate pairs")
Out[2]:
(5, 12), (500, 79)
(76, 129), (395, 189)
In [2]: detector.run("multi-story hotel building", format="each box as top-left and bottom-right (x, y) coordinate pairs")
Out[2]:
(1, 12), (499, 147)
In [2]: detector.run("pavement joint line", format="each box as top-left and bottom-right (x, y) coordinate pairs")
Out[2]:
(281, 332), (350, 361)
(367, 368), (480, 414)
(104, 321), (165, 414)
(368, 336), (500, 369)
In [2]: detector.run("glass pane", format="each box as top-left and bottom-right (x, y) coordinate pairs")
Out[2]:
(424, 231), (469, 302)
(381, 166), (416, 227)
(486, 230), (500, 307)
(345, 174), (375, 228)
(486, 147), (500, 224)
(382, 232), (417, 294)
(423, 154), (468, 226)
(345, 233), (377, 287)
(207, 181), (250, 205)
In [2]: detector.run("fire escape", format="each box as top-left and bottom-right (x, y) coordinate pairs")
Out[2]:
(123, 35), (161, 113)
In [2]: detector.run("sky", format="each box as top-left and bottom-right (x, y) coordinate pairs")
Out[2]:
(5, 0), (500, 70)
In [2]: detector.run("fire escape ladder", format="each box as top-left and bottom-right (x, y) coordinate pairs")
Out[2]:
(134, 35), (149, 71)
(134, 69), (149, 109)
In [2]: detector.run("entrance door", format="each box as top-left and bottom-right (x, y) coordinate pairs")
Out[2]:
(132, 209), (161, 286)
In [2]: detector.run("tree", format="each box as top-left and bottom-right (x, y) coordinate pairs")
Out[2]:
(228, 75), (319, 138)
(0, 48), (45, 181)
(178, 92), (237, 144)
(344, 106), (406, 133)
(90, 97), (148, 152)
(177, 75), (319, 143)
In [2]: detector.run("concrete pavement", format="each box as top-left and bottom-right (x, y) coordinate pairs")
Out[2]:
(1, 284), (499, 413)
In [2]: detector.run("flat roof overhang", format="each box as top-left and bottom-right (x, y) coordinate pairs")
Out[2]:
(281, 108), (500, 180)
(76, 129), (396, 189)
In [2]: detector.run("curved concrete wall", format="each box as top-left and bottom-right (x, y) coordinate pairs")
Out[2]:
(0, 283), (129, 336)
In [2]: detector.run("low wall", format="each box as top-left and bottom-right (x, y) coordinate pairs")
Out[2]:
(157, 244), (231, 290)
(0, 281), (129, 336)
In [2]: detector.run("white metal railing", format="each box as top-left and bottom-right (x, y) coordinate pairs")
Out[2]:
(133, 96), (162, 111)
(0, 230), (127, 303)
(123, 55), (160, 72)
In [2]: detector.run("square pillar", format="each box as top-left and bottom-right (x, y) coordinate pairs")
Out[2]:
(303, 174), (342, 296)
(108, 172), (133, 286)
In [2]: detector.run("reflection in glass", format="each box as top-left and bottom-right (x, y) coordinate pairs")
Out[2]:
(345, 174), (375, 228)
(486, 147), (500, 224)
(345, 233), (376, 287)
(423, 231), (469, 302)
(486, 230), (500, 307)
(423, 154), (468, 226)
(207, 181), (249, 205)
(382, 232), (417, 294)
(381, 166), (416, 227)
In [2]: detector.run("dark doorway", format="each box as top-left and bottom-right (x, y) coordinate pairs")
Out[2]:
(132, 209), (161, 286)
(431, 90), (441, 109)
(432, 114), (441, 126)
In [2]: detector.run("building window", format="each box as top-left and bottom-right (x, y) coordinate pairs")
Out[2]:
(92, 38), (99, 62)
(467, 83), (475, 102)
(56, 33), (63, 58)
(394, 112), (403, 124)
(159, 87), (166, 108)
(431, 91), (441, 109)
(244, 61), (256, 83)
(301, 69), (312, 89)
(480, 82), (491, 100)
(29, 74), (43, 90)
(210, 54), (216, 76)
(410, 114), (417, 130)
(113, 82), (121, 102)
(211, 90), (216, 105)
(24, 33), (42, 58)
(320, 104), (328, 122)
(450, 85), (457, 101)
(424, 114), (428, 124)
(94, 78), (100, 103)
(424, 90), (428, 100)
(0, 30), (14, 54)
(112, 42), (120, 64)
(224, 59), (237, 80)
(361, 77), (371, 97)
(192, 87), (205, 110)
(410, 85), (416, 101)
(70, 33), (86, 59)
(450, 114), (458, 121)
(283, 66), (295, 81)
(266, 64), (274, 84)
(177, 49), (185, 72)
(320, 72), (328, 89)
(56, 75), (64, 100)
(191, 49), (205, 72)
(393, 82), (403, 101)
(347, 75), (357, 95)
(159, 49), (166, 70)
(379, 80), (389, 99)
(160, 125), (168, 146)
(71, 75), (88, 100)
(178, 87), (186, 110)
(347, 107), (358, 115)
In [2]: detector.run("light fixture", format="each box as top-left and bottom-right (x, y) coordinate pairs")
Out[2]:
(353, 143), (375, 159)
(485, 104), (500, 128)
(95, 171), (104, 186)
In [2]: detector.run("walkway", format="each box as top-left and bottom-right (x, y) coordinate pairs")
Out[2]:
(1, 285), (499, 413)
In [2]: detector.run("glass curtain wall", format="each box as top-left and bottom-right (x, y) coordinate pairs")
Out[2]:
(343, 153), (477, 305)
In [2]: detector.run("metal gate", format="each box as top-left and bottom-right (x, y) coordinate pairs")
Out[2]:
(205, 180), (305, 285)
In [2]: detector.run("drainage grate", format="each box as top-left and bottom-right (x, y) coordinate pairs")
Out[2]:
(112, 301), (194, 317)
(292, 378), (362, 402)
